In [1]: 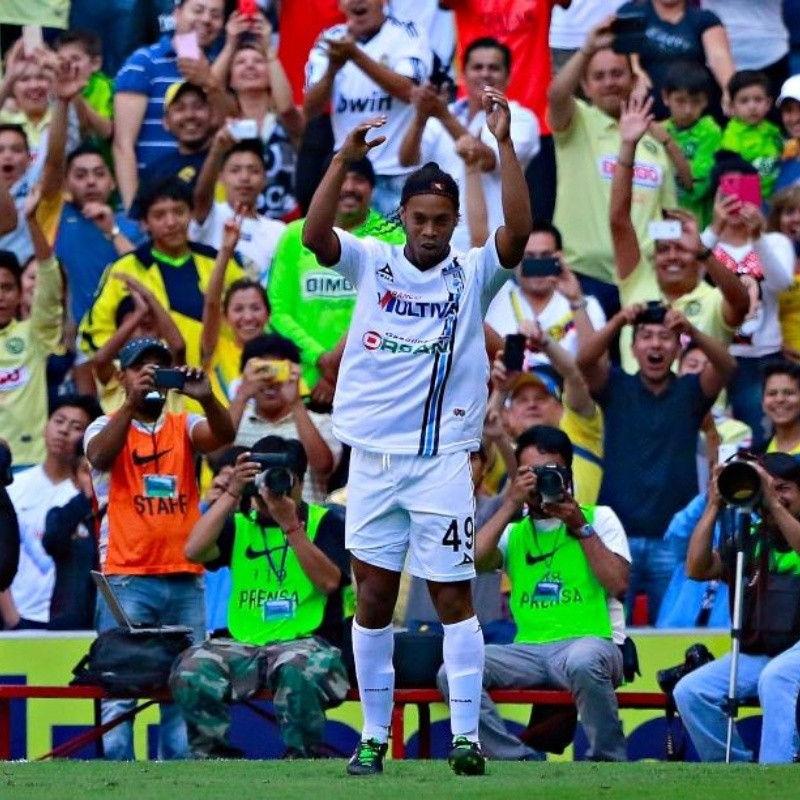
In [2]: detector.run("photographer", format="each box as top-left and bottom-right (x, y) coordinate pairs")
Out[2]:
(84, 336), (235, 760)
(437, 425), (631, 762)
(674, 453), (800, 763)
(170, 436), (351, 760)
(578, 302), (735, 622)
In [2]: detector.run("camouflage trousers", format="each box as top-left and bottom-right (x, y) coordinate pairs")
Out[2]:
(169, 636), (350, 757)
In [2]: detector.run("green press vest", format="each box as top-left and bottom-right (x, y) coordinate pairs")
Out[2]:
(228, 505), (328, 645)
(506, 506), (613, 644)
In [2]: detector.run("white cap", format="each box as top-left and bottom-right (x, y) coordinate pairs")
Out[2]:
(777, 74), (800, 106)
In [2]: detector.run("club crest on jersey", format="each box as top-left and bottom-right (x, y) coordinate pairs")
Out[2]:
(442, 261), (465, 296)
(376, 263), (394, 283)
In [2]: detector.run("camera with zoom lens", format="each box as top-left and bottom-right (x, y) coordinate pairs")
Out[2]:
(246, 453), (295, 497)
(717, 455), (762, 509)
(532, 464), (571, 504)
(656, 643), (715, 696)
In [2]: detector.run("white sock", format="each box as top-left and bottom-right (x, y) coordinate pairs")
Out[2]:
(443, 615), (484, 742)
(352, 619), (395, 744)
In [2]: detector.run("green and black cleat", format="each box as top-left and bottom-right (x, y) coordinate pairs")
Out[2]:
(448, 737), (486, 776)
(346, 738), (388, 776)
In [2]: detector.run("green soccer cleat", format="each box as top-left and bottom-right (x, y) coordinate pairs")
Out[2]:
(448, 737), (486, 776)
(346, 738), (388, 776)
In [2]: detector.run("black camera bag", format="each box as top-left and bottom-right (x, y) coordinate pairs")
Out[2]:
(71, 627), (193, 696)
(741, 572), (800, 657)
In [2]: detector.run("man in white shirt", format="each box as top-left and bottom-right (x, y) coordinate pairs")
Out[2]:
(0, 396), (100, 630)
(399, 36), (539, 252)
(302, 87), (531, 777)
(303, 0), (432, 217)
(190, 133), (286, 286)
(485, 220), (606, 366)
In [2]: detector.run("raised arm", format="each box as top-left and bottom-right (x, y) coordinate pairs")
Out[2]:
(686, 473), (724, 581)
(484, 88), (531, 268)
(112, 93), (148, 210)
(577, 305), (643, 394)
(181, 368), (236, 453)
(547, 16), (615, 133)
(301, 117), (387, 265)
(193, 127), (235, 225)
(610, 96), (653, 281)
(303, 39), (345, 120)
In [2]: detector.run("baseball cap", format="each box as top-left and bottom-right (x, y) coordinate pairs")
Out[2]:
(510, 366), (563, 403)
(163, 81), (206, 110)
(119, 337), (172, 369)
(777, 75), (800, 106)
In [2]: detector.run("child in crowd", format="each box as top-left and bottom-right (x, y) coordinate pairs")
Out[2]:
(191, 129), (286, 286)
(53, 30), (113, 145)
(662, 62), (722, 228)
(720, 70), (783, 200)
(775, 75), (800, 192)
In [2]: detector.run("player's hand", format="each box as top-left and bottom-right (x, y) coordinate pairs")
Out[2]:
(337, 117), (387, 163)
(484, 88), (511, 143)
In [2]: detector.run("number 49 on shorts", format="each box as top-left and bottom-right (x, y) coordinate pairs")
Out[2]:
(442, 517), (475, 563)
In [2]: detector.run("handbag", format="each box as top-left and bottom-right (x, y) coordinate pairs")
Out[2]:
(71, 627), (193, 697)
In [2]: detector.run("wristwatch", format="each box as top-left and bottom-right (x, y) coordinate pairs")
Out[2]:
(107, 224), (121, 240)
(574, 524), (597, 540)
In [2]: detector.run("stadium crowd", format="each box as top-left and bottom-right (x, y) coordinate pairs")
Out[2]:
(2, 0), (800, 769)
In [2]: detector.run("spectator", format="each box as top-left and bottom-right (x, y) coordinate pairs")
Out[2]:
(146, 81), (221, 193)
(268, 155), (403, 403)
(0, 396), (99, 630)
(0, 121), (40, 265)
(618, 0), (734, 120)
(0, 191), (64, 469)
(78, 176), (245, 380)
(489, 333), (605, 506)
(0, 439), (19, 593)
(578, 304), (735, 622)
(701, 0), (791, 107)
(775, 76), (800, 192)
(190, 132), (286, 285)
(662, 61), (722, 228)
(398, 36), (539, 252)
(761, 360), (800, 455)
(303, 0), (432, 216)
(610, 96), (749, 369)
(768, 186), (800, 360)
(53, 29), (114, 145)
(444, 424), (630, 761)
(442, 0), (570, 222)
(231, 333), (340, 506)
(199, 217), (270, 402)
(485, 221), (606, 363)
(113, 0), (227, 209)
(84, 337), (235, 760)
(720, 71), (783, 199)
(302, 91), (531, 776)
(675, 452), (800, 763)
(701, 153), (794, 446)
(43, 442), (101, 630)
(171, 437), (351, 759)
(220, 30), (304, 221)
(548, 19), (676, 320)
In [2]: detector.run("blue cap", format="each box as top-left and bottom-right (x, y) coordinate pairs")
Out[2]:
(118, 337), (172, 369)
(510, 367), (563, 402)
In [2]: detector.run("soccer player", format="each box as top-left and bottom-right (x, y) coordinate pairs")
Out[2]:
(302, 86), (532, 777)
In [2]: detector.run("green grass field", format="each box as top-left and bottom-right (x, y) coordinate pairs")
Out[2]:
(3, 761), (800, 800)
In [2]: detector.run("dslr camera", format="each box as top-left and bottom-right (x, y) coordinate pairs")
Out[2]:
(532, 464), (571, 504)
(246, 452), (295, 497)
(634, 300), (668, 326)
(656, 643), (715, 696)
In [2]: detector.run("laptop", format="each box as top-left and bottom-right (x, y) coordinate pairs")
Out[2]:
(91, 571), (193, 636)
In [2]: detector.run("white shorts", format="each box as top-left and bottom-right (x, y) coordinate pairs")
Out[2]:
(346, 448), (476, 582)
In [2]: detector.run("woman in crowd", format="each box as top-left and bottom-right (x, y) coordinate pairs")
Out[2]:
(617, 0), (734, 119)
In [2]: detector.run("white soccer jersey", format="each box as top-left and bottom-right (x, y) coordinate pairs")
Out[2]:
(305, 16), (432, 176)
(331, 229), (504, 456)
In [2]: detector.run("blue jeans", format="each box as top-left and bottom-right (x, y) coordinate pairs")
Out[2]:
(625, 537), (676, 625)
(673, 642), (800, 762)
(95, 573), (206, 760)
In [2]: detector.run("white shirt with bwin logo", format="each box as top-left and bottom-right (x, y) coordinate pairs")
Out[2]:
(331, 228), (504, 456)
(305, 17), (432, 176)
